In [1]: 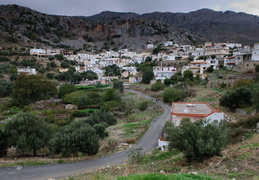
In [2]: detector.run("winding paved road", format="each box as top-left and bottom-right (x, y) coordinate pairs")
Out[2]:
(0, 90), (171, 180)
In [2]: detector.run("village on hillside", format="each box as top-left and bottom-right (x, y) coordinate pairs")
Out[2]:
(17, 41), (259, 84)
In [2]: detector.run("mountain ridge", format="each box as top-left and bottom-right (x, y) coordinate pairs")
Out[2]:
(1, 4), (259, 50)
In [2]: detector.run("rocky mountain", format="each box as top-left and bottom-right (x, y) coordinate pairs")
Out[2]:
(0, 5), (203, 50)
(87, 8), (259, 45)
(139, 9), (259, 45)
(1, 4), (259, 51)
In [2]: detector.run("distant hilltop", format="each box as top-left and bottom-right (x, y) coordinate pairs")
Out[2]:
(1, 4), (259, 50)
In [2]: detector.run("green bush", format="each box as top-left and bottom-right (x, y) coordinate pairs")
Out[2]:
(7, 36), (18, 43)
(88, 110), (117, 127)
(102, 88), (121, 102)
(151, 81), (166, 91)
(138, 101), (149, 111)
(58, 83), (77, 98)
(70, 110), (88, 118)
(49, 122), (99, 157)
(232, 79), (253, 90)
(100, 101), (120, 111)
(220, 82), (227, 89)
(0, 128), (8, 157)
(113, 80), (124, 92)
(170, 72), (184, 85)
(0, 57), (10, 62)
(219, 87), (252, 111)
(164, 78), (171, 86)
(141, 69), (154, 84)
(4, 112), (52, 156)
(0, 79), (13, 97)
(162, 87), (186, 103)
(166, 119), (229, 162)
(63, 91), (87, 104)
(55, 54), (64, 60)
(93, 123), (108, 139)
(48, 56), (55, 61)
(127, 148), (144, 164)
(11, 74), (57, 106)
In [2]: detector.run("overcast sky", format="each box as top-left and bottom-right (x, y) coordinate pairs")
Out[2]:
(1, 0), (259, 17)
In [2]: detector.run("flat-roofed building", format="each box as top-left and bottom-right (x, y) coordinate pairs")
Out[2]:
(171, 102), (224, 126)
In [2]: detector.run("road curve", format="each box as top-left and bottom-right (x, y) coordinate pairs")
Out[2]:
(0, 90), (171, 180)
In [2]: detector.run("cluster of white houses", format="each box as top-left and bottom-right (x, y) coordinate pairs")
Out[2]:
(19, 42), (259, 80)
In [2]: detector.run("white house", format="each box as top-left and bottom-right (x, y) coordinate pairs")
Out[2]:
(30, 48), (46, 56)
(205, 58), (219, 69)
(171, 102), (224, 127)
(163, 41), (173, 47)
(182, 60), (209, 79)
(46, 49), (60, 56)
(153, 66), (177, 80)
(252, 43), (259, 61)
(147, 44), (154, 49)
(121, 67), (137, 78)
(17, 67), (37, 75)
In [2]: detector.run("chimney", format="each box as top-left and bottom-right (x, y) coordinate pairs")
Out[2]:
(215, 106), (219, 112)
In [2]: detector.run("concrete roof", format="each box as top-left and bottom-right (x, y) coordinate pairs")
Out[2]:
(171, 102), (215, 115)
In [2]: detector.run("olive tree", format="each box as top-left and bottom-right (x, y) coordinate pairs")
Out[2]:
(166, 119), (229, 162)
(49, 122), (100, 157)
(12, 74), (57, 106)
(5, 112), (52, 156)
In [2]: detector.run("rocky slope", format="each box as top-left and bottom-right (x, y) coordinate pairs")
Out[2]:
(1, 5), (259, 50)
(0, 5), (203, 50)
(88, 8), (259, 45)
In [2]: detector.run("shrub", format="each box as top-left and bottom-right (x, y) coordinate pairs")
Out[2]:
(102, 88), (120, 102)
(59, 83), (78, 99)
(206, 66), (214, 73)
(127, 148), (144, 164)
(0, 128), (8, 157)
(0, 79), (13, 97)
(219, 87), (252, 111)
(11, 74), (57, 106)
(70, 110), (88, 118)
(151, 81), (166, 91)
(220, 82), (227, 89)
(162, 87), (186, 103)
(232, 79), (253, 90)
(141, 69), (154, 84)
(46, 73), (54, 79)
(138, 101), (149, 111)
(113, 80), (124, 92)
(49, 122), (99, 157)
(170, 72), (184, 85)
(88, 110), (117, 126)
(228, 116), (259, 129)
(63, 91), (86, 105)
(55, 54), (64, 60)
(4, 112), (52, 156)
(164, 78), (171, 86)
(100, 101), (120, 111)
(0, 57), (10, 62)
(48, 56), (55, 61)
(183, 70), (193, 80)
(93, 123), (108, 139)
(166, 119), (229, 162)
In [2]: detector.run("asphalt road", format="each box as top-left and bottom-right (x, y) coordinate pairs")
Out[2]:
(0, 89), (171, 180)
